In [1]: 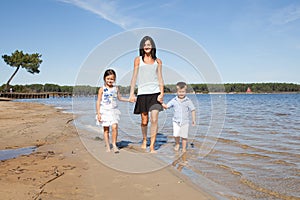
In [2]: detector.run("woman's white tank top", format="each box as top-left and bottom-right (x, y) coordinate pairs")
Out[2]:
(137, 56), (160, 95)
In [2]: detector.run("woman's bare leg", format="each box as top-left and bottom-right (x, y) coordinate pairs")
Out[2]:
(149, 110), (159, 153)
(141, 112), (148, 149)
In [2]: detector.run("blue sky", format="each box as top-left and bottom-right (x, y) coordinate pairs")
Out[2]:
(1, 0), (299, 86)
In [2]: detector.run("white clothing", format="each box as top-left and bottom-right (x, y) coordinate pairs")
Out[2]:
(96, 85), (121, 127)
(137, 56), (160, 95)
(96, 108), (121, 127)
(173, 121), (189, 139)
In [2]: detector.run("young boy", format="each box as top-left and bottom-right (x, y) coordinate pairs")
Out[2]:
(162, 82), (196, 152)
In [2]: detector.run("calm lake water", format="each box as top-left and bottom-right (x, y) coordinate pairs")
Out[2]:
(17, 93), (300, 200)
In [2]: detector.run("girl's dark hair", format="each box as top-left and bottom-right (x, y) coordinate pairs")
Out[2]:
(103, 69), (116, 81)
(139, 36), (157, 61)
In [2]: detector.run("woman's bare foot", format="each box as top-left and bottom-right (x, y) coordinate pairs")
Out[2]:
(149, 149), (157, 153)
(113, 145), (119, 153)
(141, 140), (147, 149)
(105, 144), (111, 152)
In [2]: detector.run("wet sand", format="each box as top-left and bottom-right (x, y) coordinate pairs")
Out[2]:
(0, 101), (214, 200)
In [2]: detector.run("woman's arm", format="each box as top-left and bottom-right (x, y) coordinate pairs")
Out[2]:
(96, 87), (103, 121)
(129, 57), (139, 102)
(156, 58), (164, 103)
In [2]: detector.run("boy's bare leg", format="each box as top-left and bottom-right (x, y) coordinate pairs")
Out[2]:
(103, 126), (110, 152)
(182, 138), (187, 152)
(174, 137), (180, 151)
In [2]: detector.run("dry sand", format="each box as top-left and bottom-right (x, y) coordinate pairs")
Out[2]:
(0, 101), (215, 200)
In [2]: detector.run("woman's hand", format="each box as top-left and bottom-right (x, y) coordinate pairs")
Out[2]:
(129, 95), (137, 103)
(157, 94), (164, 104)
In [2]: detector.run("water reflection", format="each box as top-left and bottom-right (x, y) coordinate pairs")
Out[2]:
(172, 151), (188, 172)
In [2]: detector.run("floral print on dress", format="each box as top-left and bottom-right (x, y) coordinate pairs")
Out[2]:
(101, 86), (117, 108)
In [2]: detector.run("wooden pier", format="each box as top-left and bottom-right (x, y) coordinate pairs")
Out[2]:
(0, 92), (72, 99)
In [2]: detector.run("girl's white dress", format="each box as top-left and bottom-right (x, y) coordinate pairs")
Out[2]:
(96, 85), (121, 127)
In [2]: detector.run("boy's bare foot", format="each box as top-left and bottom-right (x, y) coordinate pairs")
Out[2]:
(106, 148), (111, 152)
(141, 140), (147, 149)
(174, 144), (180, 151)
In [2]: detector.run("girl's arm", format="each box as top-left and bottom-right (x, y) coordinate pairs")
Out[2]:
(156, 58), (164, 103)
(96, 87), (103, 122)
(117, 86), (129, 102)
(129, 57), (139, 102)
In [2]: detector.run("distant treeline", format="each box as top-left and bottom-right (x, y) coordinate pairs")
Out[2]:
(1, 83), (299, 95)
(192, 83), (300, 93)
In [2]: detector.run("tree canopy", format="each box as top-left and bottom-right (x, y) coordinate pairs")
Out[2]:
(2, 50), (42, 91)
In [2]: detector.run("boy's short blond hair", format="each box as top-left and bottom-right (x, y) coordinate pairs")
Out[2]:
(176, 81), (187, 89)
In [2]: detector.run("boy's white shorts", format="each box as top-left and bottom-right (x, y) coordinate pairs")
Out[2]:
(173, 122), (189, 139)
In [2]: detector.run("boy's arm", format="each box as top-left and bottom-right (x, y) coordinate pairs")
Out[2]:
(163, 98), (175, 110)
(188, 99), (196, 126)
(191, 110), (196, 126)
(162, 103), (168, 109)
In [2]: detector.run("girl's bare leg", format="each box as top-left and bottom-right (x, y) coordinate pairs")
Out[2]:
(149, 110), (159, 153)
(141, 112), (148, 149)
(103, 126), (110, 152)
(111, 123), (119, 153)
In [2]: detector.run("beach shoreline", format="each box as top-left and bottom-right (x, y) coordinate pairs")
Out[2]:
(0, 101), (215, 200)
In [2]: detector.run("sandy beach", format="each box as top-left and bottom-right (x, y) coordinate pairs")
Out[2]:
(0, 101), (214, 200)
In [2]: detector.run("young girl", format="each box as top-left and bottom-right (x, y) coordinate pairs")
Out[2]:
(129, 36), (164, 153)
(96, 69), (129, 153)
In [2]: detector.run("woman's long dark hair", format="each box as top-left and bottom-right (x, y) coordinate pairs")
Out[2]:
(139, 36), (157, 61)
